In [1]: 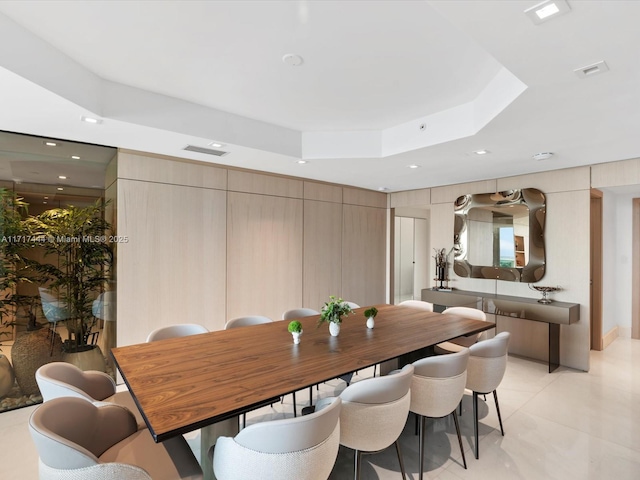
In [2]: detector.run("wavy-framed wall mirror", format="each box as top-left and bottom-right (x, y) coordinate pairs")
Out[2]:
(453, 188), (546, 282)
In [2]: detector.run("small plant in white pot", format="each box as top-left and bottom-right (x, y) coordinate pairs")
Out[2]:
(364, 307), (378, 329)
(288, 320), (303, 344)
(318, 296), (352, 337)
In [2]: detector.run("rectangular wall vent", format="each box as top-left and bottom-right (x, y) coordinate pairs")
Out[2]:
(574, 60), (609, 79)
(183, 145), (229, 157)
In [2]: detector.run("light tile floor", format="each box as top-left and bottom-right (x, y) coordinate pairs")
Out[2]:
(2, 337), (640, 479)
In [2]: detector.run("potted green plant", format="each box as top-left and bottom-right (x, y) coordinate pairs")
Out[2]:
(364, 306), (378, 329)
(24, 200), (113, 370)
(0, 189), (58, 397)
(287, 320), (303, 344)
(0, 189), (32, 333)
(318, 296), (352, 337)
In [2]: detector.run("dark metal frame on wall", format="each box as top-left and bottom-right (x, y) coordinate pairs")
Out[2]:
(453, 188), (546, 282)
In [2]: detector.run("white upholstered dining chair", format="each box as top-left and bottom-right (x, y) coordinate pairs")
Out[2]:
(212, 396), (342, 480)
(224, 315), (282, 425)
(145, 323), (209, 342)
(36, 362), (145, 429)
(224, 315), (272, 329)
(282, 308), (321, 415)
(315, 364), (414, 479)
(398, 299), (434, 311)
(282, 308), (320, 320)
(434, 306), (489, 354)
(465, 331), (510, 459)
(29, 396), (202, 480)
(410, 348), (470, 476)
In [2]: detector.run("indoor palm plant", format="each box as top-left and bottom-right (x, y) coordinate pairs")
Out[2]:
(0, 188), (32, 332)
(24, 200), (113, 357)
(318, 296), (352, 337)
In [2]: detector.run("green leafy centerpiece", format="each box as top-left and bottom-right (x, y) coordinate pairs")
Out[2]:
(318, 296), (352, 337)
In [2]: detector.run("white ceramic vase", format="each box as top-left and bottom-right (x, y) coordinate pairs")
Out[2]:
(366, 317), (375, 329)
(292, 331), (302, 344)
(329, 322), (341, 336)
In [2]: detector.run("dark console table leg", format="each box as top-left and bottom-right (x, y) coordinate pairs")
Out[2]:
(549, 323), (560, 373)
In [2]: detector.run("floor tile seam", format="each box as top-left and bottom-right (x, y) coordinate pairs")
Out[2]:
(514, 406), (640, 454)
(507, 368), (570, 414)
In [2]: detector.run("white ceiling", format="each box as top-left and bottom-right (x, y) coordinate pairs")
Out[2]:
(0, 0), (638, 192)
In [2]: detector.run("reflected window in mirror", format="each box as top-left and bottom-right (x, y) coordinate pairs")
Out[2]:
(454, 189), (545, 282)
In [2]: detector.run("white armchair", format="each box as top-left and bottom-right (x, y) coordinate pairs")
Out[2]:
(29, 397), (202, 480)
(435, 306), (490, 354)
(145, 323), (209, 342)
(282, 308), (321, 415)
(224, 316), (281, 426)
(213, 396), (341, 480)
(410, 348), (470, 476)
(466, 331), (510, 459)
(36, 362), (145, 430)
(398, 299), (434, 311)
(316, 364), (414, 479)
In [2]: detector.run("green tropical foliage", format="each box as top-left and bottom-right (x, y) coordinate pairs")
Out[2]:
(0, 189), (31, 333)
(318, 295), (352, 326)
(24, 200), (113, 351)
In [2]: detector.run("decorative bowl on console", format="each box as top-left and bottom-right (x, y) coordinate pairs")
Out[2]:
(528, 285), (561, 304)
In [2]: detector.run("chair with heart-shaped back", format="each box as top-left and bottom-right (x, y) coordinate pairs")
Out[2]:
(36, 361), (145, 429)
(29, 396), (202, 479)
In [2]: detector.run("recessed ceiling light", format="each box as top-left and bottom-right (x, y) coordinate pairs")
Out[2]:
(208, 142), (225, 148)
(58, 175), (67, 180)
(282, 54), (304, 67)
(525, 0), (570, 25)
(71, 155), (81, 160)
(42, 201), (47, 204)
(474, 149), (490, 155)
(44, 196), (49, 199)
(407, 164), (420, 169)
(378, 187), (389, 191)
(533, 152), (554, 161)
(44, 141), (57, 147)
(296, 160), (309, 164)
(57, 187), (64, 191)
(81, 116), (103, 124)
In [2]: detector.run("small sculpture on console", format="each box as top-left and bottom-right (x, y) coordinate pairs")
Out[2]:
(433, 248), (450, 290)
(528, 284), (561, 304)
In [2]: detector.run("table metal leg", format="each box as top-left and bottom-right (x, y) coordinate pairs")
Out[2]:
(201, 417), (240, 480)
(549, 323), (560, 373)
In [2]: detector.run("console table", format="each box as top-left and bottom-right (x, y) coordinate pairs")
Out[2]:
(421, 289), (580, 372)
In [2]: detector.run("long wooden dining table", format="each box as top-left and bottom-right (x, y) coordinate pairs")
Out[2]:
(111, 303), (494, 478)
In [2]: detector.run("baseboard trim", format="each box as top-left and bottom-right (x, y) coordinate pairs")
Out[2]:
(602, 326), (619, 349)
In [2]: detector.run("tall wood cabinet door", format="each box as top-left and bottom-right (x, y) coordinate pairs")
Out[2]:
(227, 192), (303, 321)
(342, 204), (386, 307)
(303, 200), (342, 311)
(117, 180), (227, 344)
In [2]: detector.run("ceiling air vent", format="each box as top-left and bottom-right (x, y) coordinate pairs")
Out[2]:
(574, 61), (609, 79)
(183, 145), (229, 157)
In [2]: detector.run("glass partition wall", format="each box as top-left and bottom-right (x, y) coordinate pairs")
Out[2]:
(0, 131), (115, 413)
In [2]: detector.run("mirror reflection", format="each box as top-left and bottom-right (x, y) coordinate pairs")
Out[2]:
(454, 189), (546, 282)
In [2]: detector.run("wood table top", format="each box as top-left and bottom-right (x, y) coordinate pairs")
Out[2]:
(111, 304), (494, 442)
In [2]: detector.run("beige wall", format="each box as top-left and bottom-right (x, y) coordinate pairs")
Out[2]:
(114, 149), (640, 371)
(391, 167), (591, 371)
(114, 151), (387, 347)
